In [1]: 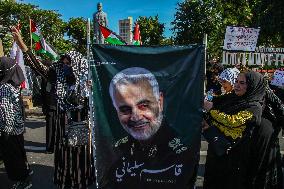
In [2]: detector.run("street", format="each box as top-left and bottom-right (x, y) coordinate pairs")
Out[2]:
(0, 114), (283, 189)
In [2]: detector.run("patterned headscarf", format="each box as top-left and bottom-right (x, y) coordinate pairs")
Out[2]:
(218, 67), (240, 86)
(54, 51), (89, 111)
(65, 51), (89, 98)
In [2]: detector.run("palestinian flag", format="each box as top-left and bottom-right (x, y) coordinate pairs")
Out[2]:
(10, 22), (29, 89)
(133, 23), (142, 45)
(10, 41), (29, 89)
(30, 19), (58, 60)
(99, 24), (127, 45)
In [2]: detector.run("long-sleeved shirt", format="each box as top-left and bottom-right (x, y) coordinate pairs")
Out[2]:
(23, 50), (58, 109)
(0, 83), (24, 135)
(23, 50), (48, 80)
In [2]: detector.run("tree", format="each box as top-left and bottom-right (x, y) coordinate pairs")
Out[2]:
(172, 0), (218, 44)
(65, 17), (88, 55)
(251, 0), (284, 47)
(171, 0), (258, 58)
(172, 0), (284, 58)
(0, 0), (72, 56)
(160, 37), (175, 45)
(136, 16), (165, 45)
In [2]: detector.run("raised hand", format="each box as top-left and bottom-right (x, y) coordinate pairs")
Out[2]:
(11, 26), (28, 52)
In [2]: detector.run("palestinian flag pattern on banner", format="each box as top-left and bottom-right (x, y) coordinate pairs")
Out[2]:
(30, 19), (58, 61)
(133, 23), (142, 45)
(91, 45), (204, 188)
(99, 24), (127, 45)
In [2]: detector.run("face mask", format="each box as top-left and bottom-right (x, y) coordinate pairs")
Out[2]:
(62, 64), (75, 85)
(63, 64), (72, 77)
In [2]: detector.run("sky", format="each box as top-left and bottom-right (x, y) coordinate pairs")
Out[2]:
(17, 0), (182, 38)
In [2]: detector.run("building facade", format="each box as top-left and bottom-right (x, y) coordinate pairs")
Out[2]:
(119, 17), (133, 44)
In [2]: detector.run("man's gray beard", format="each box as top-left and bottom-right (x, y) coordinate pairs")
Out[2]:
(122, 113), (163, 141)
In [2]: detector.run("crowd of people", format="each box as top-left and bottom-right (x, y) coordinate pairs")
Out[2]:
(0, 25), (283, 189)
(203, 61), (284, 189)
(0, 27), (95, 189)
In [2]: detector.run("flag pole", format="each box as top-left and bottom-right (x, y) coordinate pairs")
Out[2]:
(86, 17), (98, 188)
(0, 39), (4, 57)
(203, 33), (208, 94)
(29, 17), (32, 52)
(87, 18), (91, 62)
(86, 17), (92, 155)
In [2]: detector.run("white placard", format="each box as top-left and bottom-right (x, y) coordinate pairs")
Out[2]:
(223, 26), (260, 51)
(271, 70), (284, 87)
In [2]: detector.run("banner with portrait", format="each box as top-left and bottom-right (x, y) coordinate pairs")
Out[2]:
(91, 45), (205, 188)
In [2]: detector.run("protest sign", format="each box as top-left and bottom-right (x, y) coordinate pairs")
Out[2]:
(271, 70), (284, 87)
(223, 26), (260, 51)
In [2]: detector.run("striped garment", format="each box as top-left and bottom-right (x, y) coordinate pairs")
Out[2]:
(0, 83), (24, 135)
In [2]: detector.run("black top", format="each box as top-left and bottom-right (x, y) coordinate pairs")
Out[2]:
(23, 50), (48, 80)
(104, 122), (200, 189)
(263, 87), (284, 128)
(0, 56), (25, 87)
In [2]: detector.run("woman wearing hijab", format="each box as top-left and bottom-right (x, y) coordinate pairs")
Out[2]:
(52, 51), (94, 189)
(249, 85), (284, 189)
(218, 67), (240, 94)
(12, 27), (95, 189)
(0, 57), (32, 189)
(202, 70), (266, 189)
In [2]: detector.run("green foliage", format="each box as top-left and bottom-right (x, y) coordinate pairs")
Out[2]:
(65, 17), (92, 55)
(251, 0), (284, 47)
(172, 0), (221, 45)
(160, 37), (175, 45)
(0, 0), (85, 58)
(1, 0), (282, 61)
(171, 0), (283, 59)
(136, 16), (165, 45)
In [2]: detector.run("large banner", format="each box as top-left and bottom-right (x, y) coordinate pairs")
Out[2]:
(91, 45), (204, 188)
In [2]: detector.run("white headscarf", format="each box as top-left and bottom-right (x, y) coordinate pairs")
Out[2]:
(219, 67), (240, 85)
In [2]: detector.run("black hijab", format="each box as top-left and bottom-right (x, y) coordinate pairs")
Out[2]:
(0, 56), (25, 87)
(213, 71), (265, 116)
(263, 86), (284, 125)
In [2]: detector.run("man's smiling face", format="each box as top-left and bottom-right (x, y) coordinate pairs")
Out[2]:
(114, 80), (163, 141)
